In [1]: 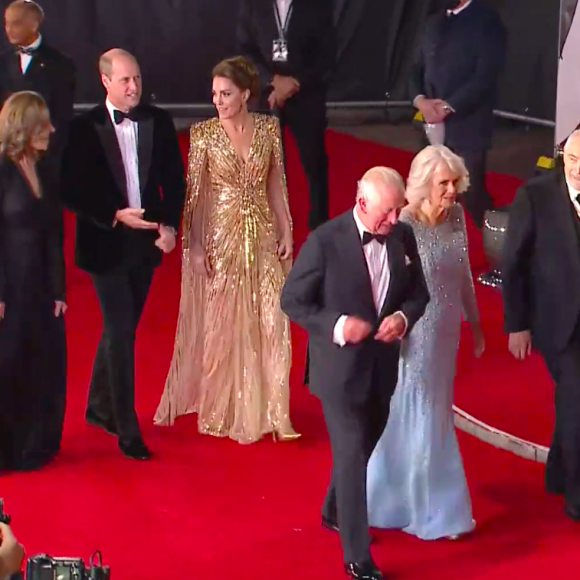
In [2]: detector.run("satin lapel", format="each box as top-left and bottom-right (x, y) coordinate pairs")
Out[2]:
(339, 213), (376, 316)
(137, 115), (153, 194)
(378, 232), (404, 319)
(94, 111), (127, 198)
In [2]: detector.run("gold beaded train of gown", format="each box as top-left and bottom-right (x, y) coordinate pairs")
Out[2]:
(154, 113), (299, 444)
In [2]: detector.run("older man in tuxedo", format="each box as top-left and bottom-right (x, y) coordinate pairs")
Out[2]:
(0, 0), (75, 166)
(281, 167), (430, 580)
(61, 49), (185, 460)
(503, 129), (580, 521)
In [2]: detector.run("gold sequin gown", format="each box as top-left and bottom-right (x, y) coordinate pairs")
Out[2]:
(154, 114), (298, 444)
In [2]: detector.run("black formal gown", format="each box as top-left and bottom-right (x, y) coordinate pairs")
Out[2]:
(0, 154), (66, 471)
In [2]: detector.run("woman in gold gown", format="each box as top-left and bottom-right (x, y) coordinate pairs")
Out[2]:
(154, 56), (299, 444)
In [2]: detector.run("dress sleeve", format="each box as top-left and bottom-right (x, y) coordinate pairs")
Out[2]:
(268, 116), (293, 232)
(181, 122), (209, 255)
(456, 205), (479, 323)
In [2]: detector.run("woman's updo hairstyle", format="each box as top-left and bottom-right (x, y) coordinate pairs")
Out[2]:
(212, 56), (260, 99)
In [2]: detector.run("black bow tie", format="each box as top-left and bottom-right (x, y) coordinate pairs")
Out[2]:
(113, 108), (142, 125)
(362, 231), (387, 245)
(17, 46), (36, 56)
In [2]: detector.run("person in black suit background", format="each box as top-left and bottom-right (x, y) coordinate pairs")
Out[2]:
(237, 0), (334, 230)
(502, 130), (580, 523)
(61, 49), (185, 460)
(410, 0), (506, 228)
(0, 1), (75, 170)
(281, 167), (429, 580)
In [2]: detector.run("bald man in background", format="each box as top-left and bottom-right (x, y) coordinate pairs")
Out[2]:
(61, 49), (185, 460)
(0, 0), (75, 166)
(503, 129), (580, 522)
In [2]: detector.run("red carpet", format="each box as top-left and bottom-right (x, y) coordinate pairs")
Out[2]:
(1, 129), (576, 579)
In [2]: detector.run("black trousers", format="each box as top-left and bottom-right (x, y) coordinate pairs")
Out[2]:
(543, 329), (580, 508)
(454, 149), (494, 228)
(279, 91), (329, 230)
(320, 364), (395, 564)
(87, 262), (154, 445)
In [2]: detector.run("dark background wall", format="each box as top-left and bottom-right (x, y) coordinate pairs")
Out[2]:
(0, 0), (560, 120)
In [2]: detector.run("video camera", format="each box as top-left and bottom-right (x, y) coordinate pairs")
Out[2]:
(0, 499), (110, 580)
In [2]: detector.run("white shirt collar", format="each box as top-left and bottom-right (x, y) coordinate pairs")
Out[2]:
(22, 33), (42, 51)
(448, 0), (473, 16)
(353, 206), (372, 239)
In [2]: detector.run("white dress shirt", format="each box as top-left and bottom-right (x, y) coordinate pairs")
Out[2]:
(333, 208), (407, 347)
(448, 0), (473, 16)
(19, 34), (42, 74)
(567, 180), (580, 217)
(275, 0), (292, 29)
(106, 99), (141, 208)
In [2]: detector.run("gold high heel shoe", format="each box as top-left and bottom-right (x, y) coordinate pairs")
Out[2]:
(272, 430), (301, 442)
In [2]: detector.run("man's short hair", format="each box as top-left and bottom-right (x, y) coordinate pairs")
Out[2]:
(7, 0), (45, 22)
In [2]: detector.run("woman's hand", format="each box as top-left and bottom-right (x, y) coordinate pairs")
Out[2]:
(0, 302), (4, 321)
(277, 229), (293, 261)
(471, 322), (485, 358)
(54, 301), (67, 317)
(191, 244), (211, 277)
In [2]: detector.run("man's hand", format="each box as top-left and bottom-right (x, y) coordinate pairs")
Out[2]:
(415, 96), (448, 124)
(508, 330), (532, 360)
(343, 316), (372, 345)
(375, 312), (407, 343)
(268, 75), (300, 109)
(54, 301), (67, 317)
(0, 523), (25, 577)
(114, 208), (159, 230)
(155, 225), (177, 254)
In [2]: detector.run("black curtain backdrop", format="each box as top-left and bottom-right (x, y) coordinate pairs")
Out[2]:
(0, 0), (559, 120)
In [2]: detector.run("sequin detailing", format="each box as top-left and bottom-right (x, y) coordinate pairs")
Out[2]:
(367, 203), (478, 539)
(154, 114), (297, 444)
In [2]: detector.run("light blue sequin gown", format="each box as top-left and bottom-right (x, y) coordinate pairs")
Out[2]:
(366, 203), (478, 540)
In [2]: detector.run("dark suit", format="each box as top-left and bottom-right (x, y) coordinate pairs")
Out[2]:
(237, 0), (334, 230)
(281, 211), (429, 564)
(61, 104), (185, 446)
(410, 0), (506, 227)
(0, 40), (75, 169)
(502, 170), (580, 507)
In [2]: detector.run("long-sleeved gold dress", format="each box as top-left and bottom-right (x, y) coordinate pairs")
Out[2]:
(154, 113), (298, 444)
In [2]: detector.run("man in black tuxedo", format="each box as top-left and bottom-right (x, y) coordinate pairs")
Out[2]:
(281, 168), (429, 580)
(410, 0), (506, 228)
(503, 130), (580, 522)
(61, 49), (185, 460)
(237, 0), (334, 230)
(0, 1), (75, 167)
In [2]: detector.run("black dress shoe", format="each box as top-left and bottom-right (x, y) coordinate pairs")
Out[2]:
(344, 562), (383, 580)
(322, 516), (339, 532)
(564, 503), (580, 522)
(85, 409), (118, 436)
(119, 439), (152, 460)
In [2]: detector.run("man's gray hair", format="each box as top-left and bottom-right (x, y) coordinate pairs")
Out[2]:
(356, 166), (405, 204)
(405, 145), (469, 206)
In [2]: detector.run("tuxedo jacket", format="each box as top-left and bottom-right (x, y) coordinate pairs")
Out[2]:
(409, 0), (506, 152)
(281, 211), (430, 404)
(502, 170), (580, 355)
(60, 104), (185, 275)
(0, 42), (75, 158)
(237, 0), (335, 97)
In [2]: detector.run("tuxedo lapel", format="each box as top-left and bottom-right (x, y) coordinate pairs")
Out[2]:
(93, 107), (127, 198)
(339, 213), (376, 316)
(137, 115), (153, 194)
